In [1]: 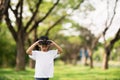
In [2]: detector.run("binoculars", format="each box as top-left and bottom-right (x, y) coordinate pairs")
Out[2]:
(39, 40), (52, 45)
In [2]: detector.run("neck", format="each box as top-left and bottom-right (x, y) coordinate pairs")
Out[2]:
(41, 49), (48, 52)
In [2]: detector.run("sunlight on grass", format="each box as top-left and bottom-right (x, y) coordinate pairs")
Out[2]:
(0, 68), (34, 80)
(0, 61), (120, 80)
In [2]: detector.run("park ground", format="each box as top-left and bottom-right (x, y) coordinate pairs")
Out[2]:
(0, 61), (120, 80)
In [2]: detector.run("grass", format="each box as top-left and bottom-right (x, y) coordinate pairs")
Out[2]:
(0, 68), (34, 80)
(0, 61), (120, 80)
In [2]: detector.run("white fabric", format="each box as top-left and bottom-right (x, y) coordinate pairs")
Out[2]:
(29, 50), (59, 78)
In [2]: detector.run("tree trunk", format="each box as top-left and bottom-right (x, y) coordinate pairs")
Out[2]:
(102, 49), (110, 69)
(102, 53), (109, 69)
(89, 56), (93, 68)
(29, 59), (35, 68)
(16, 36), (26, 71)
(88, 48), (93, 68)
(0, 0), (9, 20)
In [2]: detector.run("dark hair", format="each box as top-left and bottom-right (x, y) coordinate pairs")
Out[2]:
(35, 36), (50, 50)
(39, 36), (49, 41)
(38, 36), (51, 45)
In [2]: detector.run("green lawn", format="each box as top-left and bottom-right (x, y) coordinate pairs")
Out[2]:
(0, 62), (120, 80)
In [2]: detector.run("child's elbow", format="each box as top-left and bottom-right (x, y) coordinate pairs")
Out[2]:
(58, 49), (63, 54)
(26, 50), (32, 55)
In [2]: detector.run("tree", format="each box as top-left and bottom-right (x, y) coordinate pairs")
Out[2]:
(0, 0), (9, 21)
(58, 36), (81, 65)
(102, 0), (120, 69)
(78, 26), (100, 68)
(64, 0), (97, 68)
(68, 0), (120, 69)
(3, 0), (60, 70)
(2, 0), (84, 70)
(27, 0), (84, 68)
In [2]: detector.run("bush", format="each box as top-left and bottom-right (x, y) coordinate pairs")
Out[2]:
(0, 24), (16, 67)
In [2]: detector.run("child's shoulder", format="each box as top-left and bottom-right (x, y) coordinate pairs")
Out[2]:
(48, 49), (58, 53)
(32, 50), (41, 53)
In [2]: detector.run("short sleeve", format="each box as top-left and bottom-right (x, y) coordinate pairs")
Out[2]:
(29, 50), (38, 60)
(49, 50), (60, 59)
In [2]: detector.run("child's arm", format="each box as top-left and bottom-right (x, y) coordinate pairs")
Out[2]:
(26, 41), (39, 55)
(50, 40), (63, 54)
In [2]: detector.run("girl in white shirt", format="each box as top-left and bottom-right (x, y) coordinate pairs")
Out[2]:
(26, 36), (63, 80)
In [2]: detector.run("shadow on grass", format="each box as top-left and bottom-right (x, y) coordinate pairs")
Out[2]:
(0, 77), (9, 80)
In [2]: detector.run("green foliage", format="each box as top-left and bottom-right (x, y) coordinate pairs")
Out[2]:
(26, 0), (39, 11)
(36, 24), (62, 38)
(93, 47), (104, 61)
(0, 23), (16, 67)
(114, 40), (120, 48)
(49, 25), (62, 37)
(59, 0), (83, 9)
(39, 1), (53, 13)
(93, 42), (120, 61)
(68, 36), (81, 45)
(111, 48), (120, 61)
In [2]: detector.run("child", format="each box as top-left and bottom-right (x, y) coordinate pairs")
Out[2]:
(26, 36), (63, 80)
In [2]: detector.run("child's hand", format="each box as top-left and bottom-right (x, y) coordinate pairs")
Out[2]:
(37, 40), (43, 45)
(48, 40), (63, 53)
(47, 40), (54, 46)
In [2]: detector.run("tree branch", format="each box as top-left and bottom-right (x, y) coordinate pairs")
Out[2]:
(18, 0), (23, 30)
(110, 28), (120, 50)
(0, 0), (9, 20)
(103, 0), (118, 36)
(91, 35), (101, 49)
(73, 0), (84, 10)
(28, 0), (84, 34)
(5, 9), (17, 41)
(16, 1), (20, 10)
(44, 0), (84, 36)
(38, 0), (60, 23)
(9, 5), (18, 24)
(9, 0), (23, 31)
(28, 0), (60, 33)
(24, 0), (42, 31)
(45, 15), (66, 36)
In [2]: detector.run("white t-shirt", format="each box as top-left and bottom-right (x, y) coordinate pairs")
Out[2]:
(29, 50), (59, 78)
